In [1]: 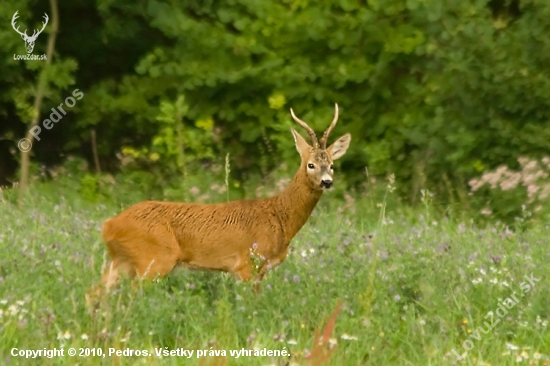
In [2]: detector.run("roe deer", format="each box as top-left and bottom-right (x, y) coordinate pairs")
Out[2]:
(91, 104), (351, 298)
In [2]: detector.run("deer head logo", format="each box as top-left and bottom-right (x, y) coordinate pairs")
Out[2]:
(11, 11), (48, 54)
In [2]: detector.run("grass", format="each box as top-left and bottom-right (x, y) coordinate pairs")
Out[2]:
(0, 179), (549, 366)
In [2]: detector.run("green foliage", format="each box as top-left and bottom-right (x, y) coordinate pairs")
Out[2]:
(2, 0), (550, 219)
(152, 95), (188, 168)
(79, 174), (100, 202)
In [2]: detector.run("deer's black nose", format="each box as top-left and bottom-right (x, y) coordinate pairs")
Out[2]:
(320, 179), (333, 189)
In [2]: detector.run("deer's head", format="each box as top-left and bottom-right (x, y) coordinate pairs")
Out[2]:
(11, 11), (49, 54)
(290, 104), (351, 192)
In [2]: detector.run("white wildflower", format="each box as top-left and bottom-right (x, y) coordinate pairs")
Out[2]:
(341, 333), (358, 341)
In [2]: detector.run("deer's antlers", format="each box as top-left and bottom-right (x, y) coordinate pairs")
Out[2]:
(290, 107), (319, 147)
(320, 104), (339, 149)
(290, 103), (340, 149)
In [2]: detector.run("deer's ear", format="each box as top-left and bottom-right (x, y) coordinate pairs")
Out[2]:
(327, 133), (351, 160)
(291, 128), (311, 157)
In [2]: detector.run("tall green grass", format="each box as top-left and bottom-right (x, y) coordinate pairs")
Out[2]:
(0, 180), (548, 365)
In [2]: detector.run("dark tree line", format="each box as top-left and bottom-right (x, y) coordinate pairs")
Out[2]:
(1, 0), (549, 206)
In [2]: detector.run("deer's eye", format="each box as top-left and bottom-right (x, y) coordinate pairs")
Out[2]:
(330, 164), (334, 170)
(307, 163), (315, 169)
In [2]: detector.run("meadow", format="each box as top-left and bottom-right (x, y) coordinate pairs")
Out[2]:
(0, 176), (549, 366)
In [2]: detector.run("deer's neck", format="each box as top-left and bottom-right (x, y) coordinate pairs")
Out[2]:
(275, 166), (323, 244)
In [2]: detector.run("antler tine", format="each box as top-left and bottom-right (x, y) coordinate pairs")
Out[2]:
(40, 13), (49, 32)
(11, 11), (27, 37)
(319, 103), (339, 149)
(290, 108), (319, 147)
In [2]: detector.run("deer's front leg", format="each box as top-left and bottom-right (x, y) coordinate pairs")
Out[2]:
(253, 248), (290, 292)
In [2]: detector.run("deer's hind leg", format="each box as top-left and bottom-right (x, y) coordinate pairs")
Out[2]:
(91, 225), (181, 299)
(133, 240), (181, 281)
(86, 241), (138, 311)
(112, 227), (182, 284)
